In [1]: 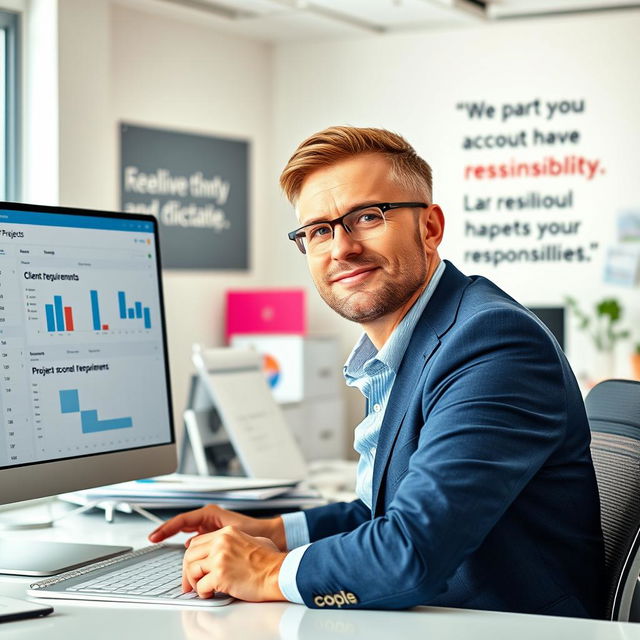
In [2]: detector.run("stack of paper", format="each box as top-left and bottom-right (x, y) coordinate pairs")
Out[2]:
(60, 473), (326, 512)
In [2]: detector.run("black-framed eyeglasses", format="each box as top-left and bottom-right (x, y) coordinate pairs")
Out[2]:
(287, 202), (429, 255)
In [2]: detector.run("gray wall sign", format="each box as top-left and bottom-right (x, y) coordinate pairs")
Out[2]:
(120, 123), (249, 269)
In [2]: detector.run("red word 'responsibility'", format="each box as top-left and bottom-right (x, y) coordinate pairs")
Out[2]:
(464, 155), (603, 181)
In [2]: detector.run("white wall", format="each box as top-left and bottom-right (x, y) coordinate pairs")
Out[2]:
(49, 0), (273, 433)
(111, 5), (273, 432)
(271, 10), (640, 412)
(21, 3), (640, 455)
(23, 0), (59, 204)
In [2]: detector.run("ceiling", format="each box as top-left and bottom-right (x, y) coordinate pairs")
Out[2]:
(117, 0), (640, 41)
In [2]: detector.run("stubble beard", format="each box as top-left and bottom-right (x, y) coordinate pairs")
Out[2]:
(315, 248), (429, 324)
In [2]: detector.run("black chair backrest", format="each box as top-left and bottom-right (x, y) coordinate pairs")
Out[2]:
(586, 379), (640, 621)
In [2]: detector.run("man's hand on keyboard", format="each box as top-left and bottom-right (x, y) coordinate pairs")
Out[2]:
(148, 505), (286, 551)
(181, 526), (287, 602)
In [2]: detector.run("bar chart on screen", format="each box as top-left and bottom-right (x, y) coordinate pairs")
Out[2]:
(59, 389), (133, 433)
(24, 276), (156, 341)
(0, 239), (159, 343)
(39, 289), (152, 333)
(24, 350), (167, 461)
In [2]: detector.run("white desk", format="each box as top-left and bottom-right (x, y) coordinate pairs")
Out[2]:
(1, 501), (639, 640)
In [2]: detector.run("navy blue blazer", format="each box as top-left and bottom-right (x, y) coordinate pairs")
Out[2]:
(296, 261), (605, 617)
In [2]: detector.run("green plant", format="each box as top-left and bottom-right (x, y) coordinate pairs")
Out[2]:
(565, 296), (630, 352)
(635, 342), (640, 355)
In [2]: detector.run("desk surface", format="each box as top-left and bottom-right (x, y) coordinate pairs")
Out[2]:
(1, 501), (639, 640)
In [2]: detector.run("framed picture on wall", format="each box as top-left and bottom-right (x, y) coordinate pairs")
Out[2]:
(120, 123), (249, 270)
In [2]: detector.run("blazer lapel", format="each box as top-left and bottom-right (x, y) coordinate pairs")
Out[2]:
(370, 261), (472, 515)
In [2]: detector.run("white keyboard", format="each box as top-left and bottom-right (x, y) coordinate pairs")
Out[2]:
(28, 544), (232, 607)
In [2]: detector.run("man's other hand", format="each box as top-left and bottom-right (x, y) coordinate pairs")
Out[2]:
(182, 526), (287, 602)
(148, 505), (286, 551)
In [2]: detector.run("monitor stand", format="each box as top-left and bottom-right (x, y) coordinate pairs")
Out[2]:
(0, 539), (132, 576)
(0, 500), (132, 576)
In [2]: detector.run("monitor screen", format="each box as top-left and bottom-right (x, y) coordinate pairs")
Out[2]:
(528, 306), (565, 351)
(0, 203), (176, 504)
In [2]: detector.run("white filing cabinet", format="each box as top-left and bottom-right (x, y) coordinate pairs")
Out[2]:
(230, 335), (346, 460)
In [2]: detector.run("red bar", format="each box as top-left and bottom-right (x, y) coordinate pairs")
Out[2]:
(102, 324), (109, 330)
(63, 306), (74, 331)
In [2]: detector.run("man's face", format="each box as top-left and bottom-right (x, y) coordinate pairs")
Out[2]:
(295, 153), (441, 324)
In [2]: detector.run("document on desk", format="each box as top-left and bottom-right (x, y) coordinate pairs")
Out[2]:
(116, 474), (294, 496)
(60, 474), (297, 503)
(58, 473), (327, 514)
(61, 490), (326, 512)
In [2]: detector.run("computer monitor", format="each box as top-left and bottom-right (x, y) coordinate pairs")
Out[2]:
(527, 306), (566, 351)
(179, 374), (242, 477)
(0, 202), (176, 573)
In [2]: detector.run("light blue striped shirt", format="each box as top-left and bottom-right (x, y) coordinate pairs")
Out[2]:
(278, 261), (446, 604)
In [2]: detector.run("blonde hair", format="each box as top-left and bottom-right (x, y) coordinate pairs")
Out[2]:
(279, 126), (432, 205)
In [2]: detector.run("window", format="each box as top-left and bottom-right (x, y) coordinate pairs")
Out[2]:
(0, 10), (19, 200)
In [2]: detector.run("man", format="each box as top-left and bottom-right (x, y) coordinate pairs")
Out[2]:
(149, 126), (605, 617)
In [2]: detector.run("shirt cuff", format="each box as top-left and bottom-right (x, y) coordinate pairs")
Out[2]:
(278, 543), (311, 605)
(281, 511), (310, 550)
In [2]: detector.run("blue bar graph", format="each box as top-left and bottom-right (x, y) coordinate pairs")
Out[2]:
(43, 289), (151, 332)
(54, 296), (64, 331)
(45, 305), (56, 332)
(118, 291), (127, 319)
(44, 296), (75, 331)
(115, 291), (154, 329)
(59, 389), (80, 413)
(80, 410), (133, 433)
(58, 389), (133, 433)
(90, 290), (101, 330)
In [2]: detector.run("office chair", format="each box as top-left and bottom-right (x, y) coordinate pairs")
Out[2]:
(586, 378), (640, 621)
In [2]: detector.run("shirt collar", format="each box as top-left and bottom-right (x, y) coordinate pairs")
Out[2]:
(344, 260), (447, 383)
